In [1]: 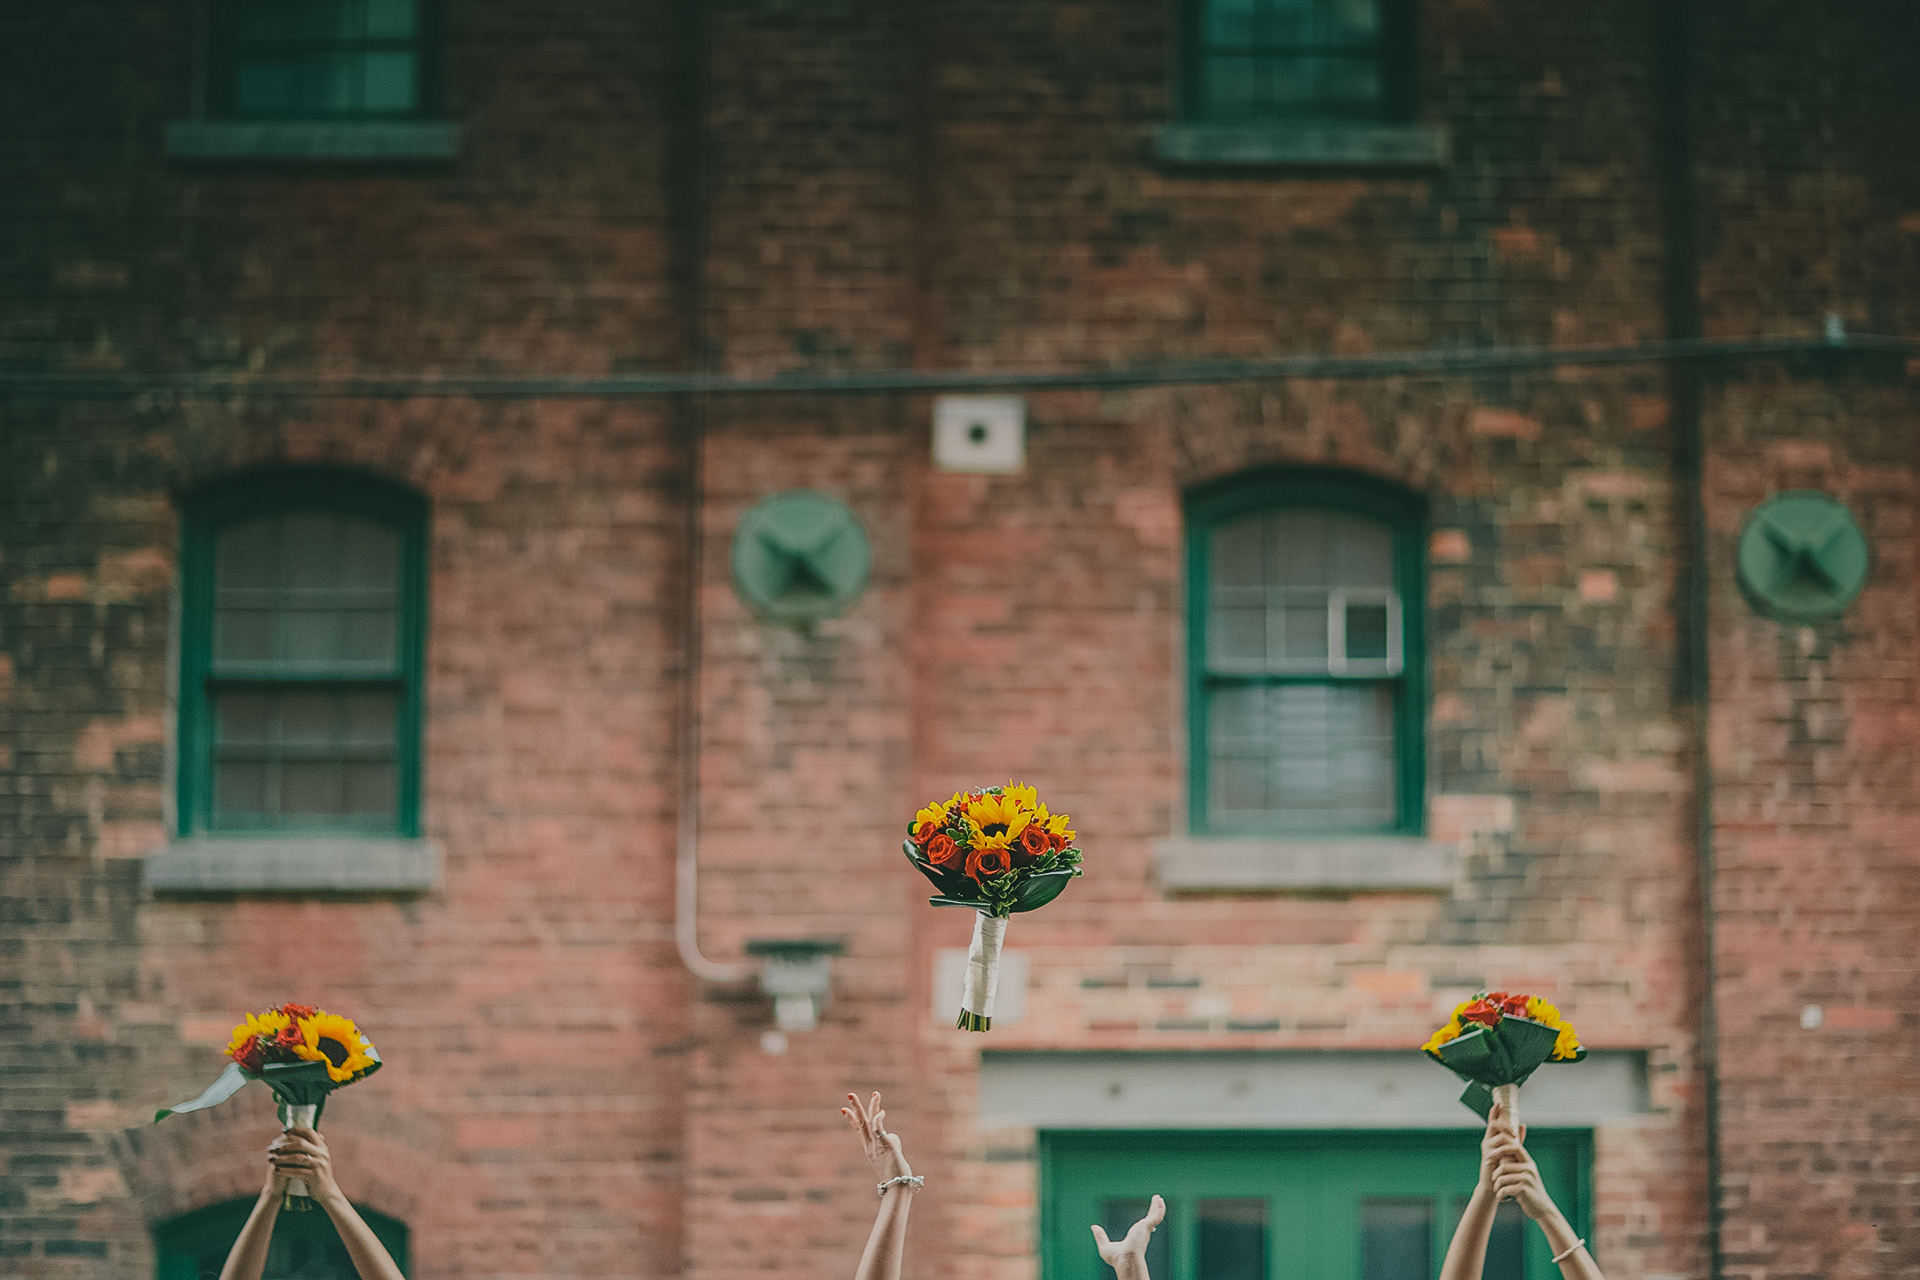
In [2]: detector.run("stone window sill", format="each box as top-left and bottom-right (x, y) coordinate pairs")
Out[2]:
(164, 120), (462, 161)
(1153, 122), (1449, 169)
(144, 837), (442, 894)
(1154, 835), (1455, 892)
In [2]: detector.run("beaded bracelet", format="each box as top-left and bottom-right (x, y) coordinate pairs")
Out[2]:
(878, 1174), (925, 1197)
(1551, 1238), (1586, 1265)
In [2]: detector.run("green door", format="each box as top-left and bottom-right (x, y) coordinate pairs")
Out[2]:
(1043, 1130), (1589, 1280)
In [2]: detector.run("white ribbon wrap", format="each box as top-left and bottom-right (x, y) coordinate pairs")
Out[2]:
(957, 911), (1009, 1031)
(284, 1103), (318, 1204)
(1492, 1083), (1520, 1135)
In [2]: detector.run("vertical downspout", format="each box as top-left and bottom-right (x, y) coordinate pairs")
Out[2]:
(1651, 2), (1723, 1276)
(668, 0), (752, 984)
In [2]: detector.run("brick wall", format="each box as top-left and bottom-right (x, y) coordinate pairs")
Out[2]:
(3, 2), (1916, 1279)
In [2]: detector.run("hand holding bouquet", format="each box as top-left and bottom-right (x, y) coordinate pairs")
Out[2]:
(903, 783), (1084, 1031)
(156, 1002), (380, 1209)
(1422, 991), (1583, 1127)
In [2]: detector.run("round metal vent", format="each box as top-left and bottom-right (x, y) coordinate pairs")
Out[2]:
(730, 490), (872, 623)
(1735, 491), (1869, 623)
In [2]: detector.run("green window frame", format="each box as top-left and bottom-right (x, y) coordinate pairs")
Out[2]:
(1043, 1129), (1591, 1280)
(1185, 469), (1426, 837)
(177, 466), (428, 838)
(1179, 0), (1417, 124)
(207, 0), (442, 121)
(155, 1196), (408, 1280)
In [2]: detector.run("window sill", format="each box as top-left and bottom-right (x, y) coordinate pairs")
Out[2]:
(1154, 835), (1455, 892)
(144, 837), (441, 894)
(164, 120), (462, 161)
(1153, 122), (1450, 169)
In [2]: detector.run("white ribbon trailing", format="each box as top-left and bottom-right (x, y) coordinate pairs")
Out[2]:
(957, 912), (1008, 1031)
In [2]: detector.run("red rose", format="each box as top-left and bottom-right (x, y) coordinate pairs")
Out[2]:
(913, 820), (940, 844)
(230, 1035), (265, 1073)
(925, 832), (964, 872)
(1015, 825), (1051, 863)
(1493, 992), (1530, 1017)
(966, 845), (1013, 883)
(280, 1003), (317, 1020)
(1460, 998), (1503, 1028)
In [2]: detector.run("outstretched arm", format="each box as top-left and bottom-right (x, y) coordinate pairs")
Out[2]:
(1091, 1195), (1165, 1280)
(216, 1141), (293, 1280)
(843, 1092), (919, 1280)
(1439, 1101), (1518, 1280)
(269, 1128), (405, 1280)
(1491, 1137), (1604, 1280)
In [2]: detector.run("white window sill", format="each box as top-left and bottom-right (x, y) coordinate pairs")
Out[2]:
(144, 837), (442, 893)
(1154, 835), (1455, 892)
(164, 120), (462, 161)
(1153, 122), (1450, 169)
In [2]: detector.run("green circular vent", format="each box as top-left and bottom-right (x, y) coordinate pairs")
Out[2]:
(1735, 491), (1869, 623)
(730, 490), (872, 623)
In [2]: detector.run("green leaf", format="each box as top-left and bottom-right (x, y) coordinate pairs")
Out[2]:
(155, 1062), (251, 1122)
(261, 1059), (334, 1109)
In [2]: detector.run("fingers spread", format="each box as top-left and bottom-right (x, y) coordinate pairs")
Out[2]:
(1091, 1226), (1111, 1247)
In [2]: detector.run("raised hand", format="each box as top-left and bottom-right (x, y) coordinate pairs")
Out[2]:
(1489, 1138), (1555, 1222)
(841, 1092), (913, 1185)
(268, 1127), (343, 1206)
(1091, 1194), (1165, 1280)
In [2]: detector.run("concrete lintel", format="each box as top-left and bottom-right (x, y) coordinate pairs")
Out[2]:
(144, 837), (442, 893)
(1155, 836), (1456, 892)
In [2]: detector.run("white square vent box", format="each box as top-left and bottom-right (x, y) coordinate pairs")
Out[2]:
(933, 396), (1026, 473)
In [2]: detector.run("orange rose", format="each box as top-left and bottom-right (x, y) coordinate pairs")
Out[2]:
(914, 819), (941, 843)
(1460, 998), (1503, 1028)
(925, 832), (964, 872)
(1016, 825), (1051, 863)
(966, 845), (1012, 883)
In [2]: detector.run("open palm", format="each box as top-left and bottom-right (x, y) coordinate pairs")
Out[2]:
(1091, 1194), (1165, 1274)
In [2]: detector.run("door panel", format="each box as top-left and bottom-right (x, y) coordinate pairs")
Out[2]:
(1044, 1130), (1588, 1280)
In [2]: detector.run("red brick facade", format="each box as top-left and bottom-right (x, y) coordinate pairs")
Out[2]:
(3, 3), (1916, 1280)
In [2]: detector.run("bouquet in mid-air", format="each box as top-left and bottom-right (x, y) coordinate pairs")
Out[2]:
(1423, 991), (1583, 1125)
(904, 782), (1083, 1031)
(156, 1002), (380, 1207)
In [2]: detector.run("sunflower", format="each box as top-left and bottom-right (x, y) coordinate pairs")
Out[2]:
(225, 1010), (291, 1067)
(963, 790), (1031, 847)
(999, 781), (1039, 813)
(1422, 1017), (1465, 1055)
(1551, 1020), (1583, 1061)
(1524, 996), (1562, 1026)
(911, 794), (958, 842)
(1036, 804), (1075, 848)
(292, 1010), (378, 1084)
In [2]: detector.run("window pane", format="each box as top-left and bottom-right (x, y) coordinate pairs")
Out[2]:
(232, 0), (421, 118)
(1361, 1199), (1432, 1280)
(1207, 508), (1396, 675)
(1099, 1201), (1169, 1280)
(1208, 683), (1396, 829)
(215, 513), (401, 672)
(1197, 1199), (1266, 1280)
(1197, 0), (1387, 121)
(1345, 601), (1389, 661)
(212, 688), (398, 830)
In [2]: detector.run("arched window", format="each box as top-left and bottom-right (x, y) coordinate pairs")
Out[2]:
(154, 1197), (408, 1280)
(177, 468), (427, 837)
(1185, 470), (1424, 835)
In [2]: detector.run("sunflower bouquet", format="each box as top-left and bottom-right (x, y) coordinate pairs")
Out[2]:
(156, 1002), (380, 1208)
(1423, 991), (1584, 1127)
(903, 782), (1083, 1031)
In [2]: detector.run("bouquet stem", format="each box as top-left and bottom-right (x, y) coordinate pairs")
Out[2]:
(283, 1104), (318, 1211)
(956, 912), (1008, 1032)
(1492, 1083), (1520, 1136)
